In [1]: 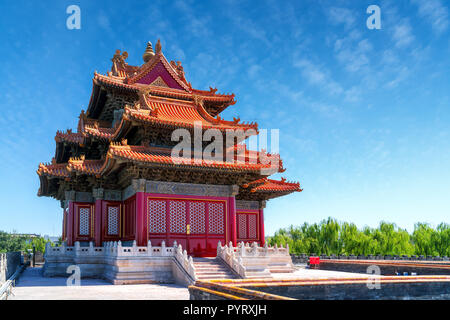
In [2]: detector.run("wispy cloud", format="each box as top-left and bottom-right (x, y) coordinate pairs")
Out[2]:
(334, 35), (373, 73)
(227, 14), (271, 46)
(293, 58), (343, 95)
(97, 11), (112, 33)
(326, 7), (357, 29)
(174, 0), (212, 38)
(411, 0), (449, 34)
(392, 19), (415, 48)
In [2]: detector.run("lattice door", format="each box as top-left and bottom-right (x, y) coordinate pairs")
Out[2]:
(238, 213), (247, 239)
(107, 206), (120, 236)
(189, 202), (206, 234)
(79, 207), (90, 236)
(237, 212), (259, 241)
(148, 199), (166, 233)
(208, 202), (225, 234)
(248, 214), (258, 239)
(169, 200), (186, 234)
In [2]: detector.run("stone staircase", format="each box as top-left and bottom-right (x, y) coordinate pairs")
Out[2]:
(193, 257), (240, 280)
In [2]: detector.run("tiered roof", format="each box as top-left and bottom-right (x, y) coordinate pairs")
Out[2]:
(38, 40), (301, 201)
(89, 40), (235, 118)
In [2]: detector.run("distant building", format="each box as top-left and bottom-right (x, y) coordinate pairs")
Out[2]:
(43, 235), (60, 244)
(11, 233), (40, 238)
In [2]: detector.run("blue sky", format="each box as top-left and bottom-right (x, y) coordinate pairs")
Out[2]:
(0, 0), (449, 237)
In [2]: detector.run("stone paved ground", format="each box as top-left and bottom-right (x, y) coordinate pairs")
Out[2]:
(9, 267), (190, 300)
(8, 265), (381, 300)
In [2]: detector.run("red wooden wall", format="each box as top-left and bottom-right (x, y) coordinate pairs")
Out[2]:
(63, 193), (262, 255)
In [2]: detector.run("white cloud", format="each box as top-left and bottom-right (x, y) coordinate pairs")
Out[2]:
(294, 58), (343, 95)
(174, 0), (212, 38)
(248, 64), (262, 78)
(326, 7), (356, 29)
(97, 11), (111, 32)
(228, 14), (270, 46)
(381, 49), (399, 65)
(334, 38), (372, 73)
(392, 19), (415, 48)
(385, 66), (410, 88)
(344, 86), (362, 103)
(412, 0), (449, 34)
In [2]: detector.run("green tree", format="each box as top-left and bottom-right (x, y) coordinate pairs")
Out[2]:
(267, 219), (443, 257)
(0, 231), (27, 253)
(0, 231), (52, 254)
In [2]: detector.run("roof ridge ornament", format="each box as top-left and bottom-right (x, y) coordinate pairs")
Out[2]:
(112, 49), (128, 64)
(155, 39), (162, 54)
(209, 87), (218, 94)
(143, 41), (155, 63)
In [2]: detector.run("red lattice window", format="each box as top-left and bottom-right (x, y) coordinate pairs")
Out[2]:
(238, 214), (247, 239)
(169, 200), (186, 234)
(189, 202), (206, 234)
(79, 207), (90, 236)
(107, 206), (120, 236)
(148, 200), (166, 233)
(209, 202), (224, 234)
(248, 214), (257, 239)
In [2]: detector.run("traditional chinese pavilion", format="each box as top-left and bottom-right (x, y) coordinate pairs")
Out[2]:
(37, 40), (301, 257)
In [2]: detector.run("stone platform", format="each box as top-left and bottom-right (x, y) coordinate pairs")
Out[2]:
(10, 267), (189, 300)
(43, 241), (197, 286)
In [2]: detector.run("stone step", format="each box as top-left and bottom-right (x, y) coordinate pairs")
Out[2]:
(192, 258), (238, 280)
(195, 268), (230, 273)
(195, 268), (234, 273)
(244, 271), (273, 278)
(197, 275), (238, 280)
(192, 258), (217, 262)
(193, 264), (229, 268)
(195, 270), (232, 274)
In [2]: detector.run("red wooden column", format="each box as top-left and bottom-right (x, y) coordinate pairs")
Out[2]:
(135, 191), (148, 246)
(259, 201), (266, 246)
(228, 196), (237, 247)
(94, 200), (103, 246)
(93, 188), (104, 247)
(67, 201), (74, 246)
(62, 209), (66, 241)
(229, 186), (239, 247)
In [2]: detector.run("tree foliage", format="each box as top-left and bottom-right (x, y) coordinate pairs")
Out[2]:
(267, 218), (448, 256)
(0, 231), (52, 253)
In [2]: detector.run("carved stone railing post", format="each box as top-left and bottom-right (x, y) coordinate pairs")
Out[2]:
(217, 241), (222, 256)
(44, 242), (52, 257)
(252, 242), (258, 256)
(161, 241), (166, 256)
(74, 241), (80, 256)
(147, 240), (152, 256)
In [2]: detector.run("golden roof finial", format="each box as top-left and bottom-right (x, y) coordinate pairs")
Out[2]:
(143, 41), (155, 63)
